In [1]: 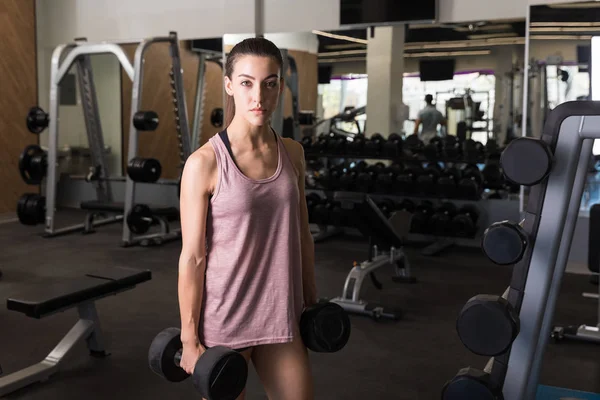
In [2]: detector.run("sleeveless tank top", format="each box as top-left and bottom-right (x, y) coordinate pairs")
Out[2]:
(198, 130), (305, 349)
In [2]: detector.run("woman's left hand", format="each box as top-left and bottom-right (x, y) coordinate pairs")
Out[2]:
(304, 291), (318, 308)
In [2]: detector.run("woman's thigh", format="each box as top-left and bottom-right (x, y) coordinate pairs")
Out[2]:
(251, 334), (314, 400)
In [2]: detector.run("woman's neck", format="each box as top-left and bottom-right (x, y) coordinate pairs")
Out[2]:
(227, 116), (274, 150)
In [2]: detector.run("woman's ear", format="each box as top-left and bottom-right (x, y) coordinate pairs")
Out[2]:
(224, 76), (234, 96)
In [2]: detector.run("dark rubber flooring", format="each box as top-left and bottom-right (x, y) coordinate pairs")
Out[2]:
(0, 214), (598, 399)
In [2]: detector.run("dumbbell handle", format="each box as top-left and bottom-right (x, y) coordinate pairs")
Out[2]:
(174, 349), (183, 367)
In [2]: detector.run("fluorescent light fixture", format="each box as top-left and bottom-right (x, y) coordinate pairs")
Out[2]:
(312, 30), (368, 45)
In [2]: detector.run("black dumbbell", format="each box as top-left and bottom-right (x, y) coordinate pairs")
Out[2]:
(148, 327), (248, 400)
(500, 137), (554, 186)
(330, 201), (347, 227)
(395, 164), (422, 195)
(482, 161), (503, 189)
(329, 135), (347, 155)
(430, 202), (458, 236)
(451, 205), (479, 238)
(365, 133), (385, 156)
(443, 136), (462, 160)
(456, 294), (520, 357)
(346, 135), (365, 155)
(375, 163), (402, 194)
(438, 167), (460, 199)
(404, 134), (424, 155)
(442, 367), (503, 400)
(312, 134), (329, 154)
(306, 193), (322, 223)
(300, 301), (351, 353)
(423, 137), (443, 160)
(301, 136), (313, 153)
(462, 139), (485, 162)
(339, 168), (357, 192)
(410, 201), (435, 234)
(356, 165), (381, 193)
(482, 221), (529, 265)
(133, 111), (159, 131)
(416, 163), (442, 196)
(382, 133), (403, 157)
(458, 164), (484, 199)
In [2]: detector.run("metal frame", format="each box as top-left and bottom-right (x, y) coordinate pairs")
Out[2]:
(191, 53), (223, 151)
(501, 112), (600, 399)
(121, 32), (191, 247)
(329, 246), (409, 321)
(44, 43), (135, 237)
(0, 302), (105, 397)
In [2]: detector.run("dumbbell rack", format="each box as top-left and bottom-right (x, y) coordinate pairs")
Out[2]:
(442, 101), (600, 400)
(304, 144), (519, 255)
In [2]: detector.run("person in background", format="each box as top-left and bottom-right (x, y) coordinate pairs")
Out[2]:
(413, 94), (446, 144)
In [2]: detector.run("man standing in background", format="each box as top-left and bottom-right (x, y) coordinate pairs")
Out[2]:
(413, 94), (446, 144)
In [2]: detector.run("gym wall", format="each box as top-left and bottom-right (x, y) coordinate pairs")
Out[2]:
(284, 50), (319, 118)
(120, 41), (223, 180)
(0, 0), (38, 215)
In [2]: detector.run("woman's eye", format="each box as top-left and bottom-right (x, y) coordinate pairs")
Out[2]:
(241, 81), (251, 86)
(265, 81), (277, 88)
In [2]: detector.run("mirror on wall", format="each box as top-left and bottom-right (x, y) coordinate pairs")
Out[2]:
(525, 1), (600, 138)
(314, 21), (525, 145)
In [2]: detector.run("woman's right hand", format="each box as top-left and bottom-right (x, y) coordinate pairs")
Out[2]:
(180, 341), (205, 375)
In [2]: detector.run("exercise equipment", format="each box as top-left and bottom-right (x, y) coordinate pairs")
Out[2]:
(271, 49), (303, 141)
(18, 144), (47, 185)
(148, 328), (248, 400)
(551, 202), (600, 345)
(121, 32), (191, 247)
(127, 157), (162, 183)
(190, 52), (223, 152)
(132, 110), (159, 131)
(210, 108), (224, 128)
(430, 202), (458, 236)
(17, 193), (45, 226)
(26, 106), (49, 134)
(451, 205), (480, 238)
(325, 193), (413, 321)
(482, 221), (528, 265)
(300, 302), (351, 353)
(442, 101), (600, 400)
(0, 267), (151, 397)
(38, 39), (136, 236)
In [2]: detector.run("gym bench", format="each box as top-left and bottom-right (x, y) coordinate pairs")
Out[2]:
(80, 200), (180, 246)
(325, 193), (414, 321)
(0, 266), (151, 397)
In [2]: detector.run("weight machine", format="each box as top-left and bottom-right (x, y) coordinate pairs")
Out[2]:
(121, 32), (191, 247)
(34, 38), (135, 237)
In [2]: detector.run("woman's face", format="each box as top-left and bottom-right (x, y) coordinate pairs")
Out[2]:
(225, 55), (283, 127)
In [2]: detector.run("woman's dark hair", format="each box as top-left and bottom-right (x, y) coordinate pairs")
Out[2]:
(224, 37), (284, 127)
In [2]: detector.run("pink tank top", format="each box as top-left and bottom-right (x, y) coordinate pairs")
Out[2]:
(199, 131), (304, 349)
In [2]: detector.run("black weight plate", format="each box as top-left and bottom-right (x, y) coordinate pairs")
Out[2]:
(127, 204), (153, 234)
(210, 108), (224, 128)
(148, 327), (189, 382)
(442, 368), (500, 400)
(482, 221), (528, 265)
(193, 347), (248, 400)
(19, 145), (46, 185)
(26, 106), (49, 134)
(133, 110), (159, 131)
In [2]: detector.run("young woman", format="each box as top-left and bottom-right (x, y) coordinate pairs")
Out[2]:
(177, 37), (317, 400)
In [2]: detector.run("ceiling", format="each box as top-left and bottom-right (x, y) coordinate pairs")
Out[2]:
(316, 20), (526, 64)
(530, 2), (600, 38)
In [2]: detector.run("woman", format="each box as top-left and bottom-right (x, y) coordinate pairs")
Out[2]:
(177, 37), (317, 400)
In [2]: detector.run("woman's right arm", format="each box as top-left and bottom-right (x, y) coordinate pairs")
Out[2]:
(178, 147), (217, 347)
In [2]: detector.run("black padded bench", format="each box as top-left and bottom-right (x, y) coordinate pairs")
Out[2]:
(80, 201), (178, 218)
(0, 266), (151, 396)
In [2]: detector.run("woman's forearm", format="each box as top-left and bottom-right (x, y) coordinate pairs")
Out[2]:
(178, 255), (206, 344)
(301, 233), (317, 304)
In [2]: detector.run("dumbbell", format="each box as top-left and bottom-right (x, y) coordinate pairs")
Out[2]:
(430, 202), (459, 236)
(329, 201), (347, 227)
(481, 221), (529, 265)
(500, 137), (554, 186)
(458, 164), (484, 199)
(346, 135), (366, 155)
(442, 366), (503, 400)
(311, 134), (329, 154)
(404, 134), (424, 155)
(133, 110), (159, 131)
(148, 327), (248, 400)
(438, 167), (461, 199)
(382, 133), (403, 157)
(456, 290), (520, 357)
(301, 136), (313, 153)
(356, 163), (385, 193)
(410, 201), (435, 234)
(423, 137), (443, 160)
(482, 161), (503, 189)
(375, 163), (402, 194)
(443, 136), (462, 160)
(395, 164), (422, 195)
(300, 301), (351, 353)
(364, 133), (385, 156)
(329, 135), (347, 155)
(462, 139), (485, 162)
(451, 205), (479, 238)
(416, 163), (442, 196)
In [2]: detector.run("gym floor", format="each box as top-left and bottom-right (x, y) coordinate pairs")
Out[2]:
(0, 213), (598, 400)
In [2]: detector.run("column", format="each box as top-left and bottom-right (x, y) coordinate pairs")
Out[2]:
(366, 25), (405, 137)
(493, 46), (517, 145)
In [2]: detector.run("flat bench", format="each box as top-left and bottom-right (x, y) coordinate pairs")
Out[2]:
(0, 266), (151, 396)
(80, 201), (178, 218)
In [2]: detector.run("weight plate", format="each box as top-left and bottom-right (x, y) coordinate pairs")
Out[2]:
(127, 204), (153, 234)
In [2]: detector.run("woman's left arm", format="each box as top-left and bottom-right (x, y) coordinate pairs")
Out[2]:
(289, 139), (317, 307)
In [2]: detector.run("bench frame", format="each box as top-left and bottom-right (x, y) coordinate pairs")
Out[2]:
(0, 301), (106, 397)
